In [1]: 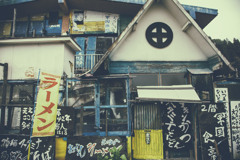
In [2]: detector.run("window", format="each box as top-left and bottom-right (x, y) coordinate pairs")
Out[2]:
(131, 73), (187, 90)
(161, 73), (186, 86)
(67, 78), (130, 136)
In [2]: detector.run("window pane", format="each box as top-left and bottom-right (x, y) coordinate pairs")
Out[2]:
(0, 84), (11, 105)
(11, 84), (34, 104)
(100, 79), (126, 105)
(68, 81), (95, 107)
(96, 38), (113, 54)
(131, 74), (158, 91)
(11, 107), (21, 130)
(76, 108), (96, 134)
(191, 74), (212, 100)
(100, 108), (128, 131)
(83, 109), (95, 133)
(161, 73), (186, 86)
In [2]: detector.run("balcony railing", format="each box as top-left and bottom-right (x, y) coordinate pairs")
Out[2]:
(75, 54), (104, 73)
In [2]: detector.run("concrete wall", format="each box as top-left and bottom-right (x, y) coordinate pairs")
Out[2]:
(0, 43), (74, 80)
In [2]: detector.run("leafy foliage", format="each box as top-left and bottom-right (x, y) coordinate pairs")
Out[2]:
(211, 38), (240, 77)
(97, 146), (127, 160)
(212, 38), (240, 68)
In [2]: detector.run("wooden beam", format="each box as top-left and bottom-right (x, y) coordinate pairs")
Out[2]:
(58, 0), (69, 14)
(12, 8), (16, 38)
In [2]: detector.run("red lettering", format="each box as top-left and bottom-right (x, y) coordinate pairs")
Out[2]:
(37, 121), (55, 131)
(37, 102), (55, 116)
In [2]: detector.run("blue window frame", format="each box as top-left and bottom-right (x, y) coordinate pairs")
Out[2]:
(66, 77), (131, 136)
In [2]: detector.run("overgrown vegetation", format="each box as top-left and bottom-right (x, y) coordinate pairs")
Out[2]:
(211, 38), (240, 77)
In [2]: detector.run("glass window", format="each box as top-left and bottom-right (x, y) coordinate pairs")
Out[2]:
(10, 84), (34, 104)
(191, 74), (213, 100)
(0, 84), (11, 105)
(68, 81), (95, 107)
(161, 73), (186, 86)
(100, 79), (126, 106)
(100, 108), (128, 132)
(131, 74), (159, 91)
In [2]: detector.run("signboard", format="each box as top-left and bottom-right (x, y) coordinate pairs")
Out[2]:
(70, 10), (119, 34)
(56, 107), (75, 136)
(20, 107), (34, 135)
(198, 103), (230, 160)
(32, 72), (61, 137)
(0, 135), (55, 160)
(162, 102), (193, 150)
(214, 88), (231, 152)
(66, 136), (127, 159)
(231, 101), (240, 159)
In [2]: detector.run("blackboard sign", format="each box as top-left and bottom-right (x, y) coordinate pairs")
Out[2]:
(162, 102), (193, 151)
(66, 136), (127, 160)
(56, 107), (75, 136)
(0, 135), (55, 160)
(20, 107), (34, 134)
(198, 103), (230, 160)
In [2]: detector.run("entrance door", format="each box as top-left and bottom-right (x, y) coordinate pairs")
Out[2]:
(132, 103), (163, 159)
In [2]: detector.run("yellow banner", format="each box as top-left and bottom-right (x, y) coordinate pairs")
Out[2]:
(32, 72), (61, 137)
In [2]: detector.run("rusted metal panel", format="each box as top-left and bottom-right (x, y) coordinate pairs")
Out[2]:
(134, 103), (161, 130)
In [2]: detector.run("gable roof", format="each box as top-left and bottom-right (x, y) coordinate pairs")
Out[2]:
(92, 0), (234, 74)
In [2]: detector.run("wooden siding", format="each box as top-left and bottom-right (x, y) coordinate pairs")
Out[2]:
(109, 61), (209, 74)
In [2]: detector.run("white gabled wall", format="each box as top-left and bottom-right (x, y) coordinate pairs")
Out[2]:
(110, 2), (208, 62)
(0, 43), (66, 80)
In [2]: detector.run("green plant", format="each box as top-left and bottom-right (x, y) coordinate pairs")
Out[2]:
(97, 146), (127, 160)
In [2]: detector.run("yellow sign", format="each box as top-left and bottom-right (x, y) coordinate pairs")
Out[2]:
(32, 72), (61, 137)
(132, 130), (164, 159)
(84, 21), (105, 32)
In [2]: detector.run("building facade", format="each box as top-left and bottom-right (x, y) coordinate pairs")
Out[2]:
(0, 0), (240, 160)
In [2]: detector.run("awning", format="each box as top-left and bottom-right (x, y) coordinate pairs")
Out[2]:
(187, 68), (213, 75)
(136, 85), (201, 103)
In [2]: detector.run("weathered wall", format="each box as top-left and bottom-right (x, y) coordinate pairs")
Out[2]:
(109, 2), (208, 62)
(0, 43), (66, 79)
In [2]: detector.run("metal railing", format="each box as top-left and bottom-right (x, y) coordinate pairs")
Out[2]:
(75, 54), (104, 73)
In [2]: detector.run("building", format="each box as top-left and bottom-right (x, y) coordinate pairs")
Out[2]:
(0, 0), (239, 160)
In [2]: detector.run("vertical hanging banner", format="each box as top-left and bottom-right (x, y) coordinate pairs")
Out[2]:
(32, 72), (61, 137)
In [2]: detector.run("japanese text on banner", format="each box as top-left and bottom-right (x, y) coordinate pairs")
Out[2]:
(32, 72), (61, 137)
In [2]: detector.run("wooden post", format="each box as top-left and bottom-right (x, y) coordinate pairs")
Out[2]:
(12, 8), (16, 38)
(194, 105), (198, 160)
(1, 63), (8, 129)
(79, 105), (84, 136)
(105, 109), (108, 136)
